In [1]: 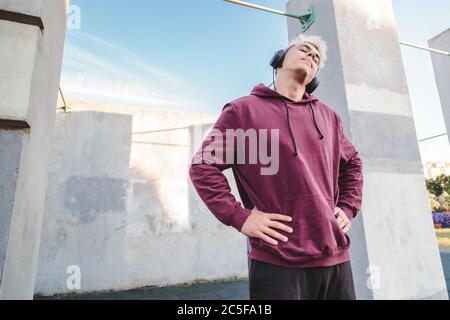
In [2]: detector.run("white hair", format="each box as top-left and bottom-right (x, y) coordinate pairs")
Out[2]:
(287, 34), (328, 72)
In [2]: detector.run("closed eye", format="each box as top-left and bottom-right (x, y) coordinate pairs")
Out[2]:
(299, 47), (319, 64)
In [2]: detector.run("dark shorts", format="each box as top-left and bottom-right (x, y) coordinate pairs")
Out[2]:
(249, 259), (356, 300)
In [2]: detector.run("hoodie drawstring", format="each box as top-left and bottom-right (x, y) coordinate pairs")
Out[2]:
(281, 97), (298, 157)
(280, 98), (325, 157)
(309, 102), (325, 140)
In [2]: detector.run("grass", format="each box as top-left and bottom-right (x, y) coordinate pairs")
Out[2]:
(436, 228), (450, 247)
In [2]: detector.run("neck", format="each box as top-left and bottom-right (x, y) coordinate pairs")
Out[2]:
(274, 70), (307, 102)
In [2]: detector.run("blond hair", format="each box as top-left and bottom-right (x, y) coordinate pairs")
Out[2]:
(287, 34), (328, 72)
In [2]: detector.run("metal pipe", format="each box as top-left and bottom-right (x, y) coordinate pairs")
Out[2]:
(59, 87), (67, 107)
(418, 133), (448, 143)
(399, 41), (450, 56)
(58, 87), (71, 113)
(224, 0), (450, 57)
(223, 0), (300, 19)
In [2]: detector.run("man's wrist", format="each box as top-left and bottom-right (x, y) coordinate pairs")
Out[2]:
(337, 203), (354, 220)
(229, 207), (252, 232)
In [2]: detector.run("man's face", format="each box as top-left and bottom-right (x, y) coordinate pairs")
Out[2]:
(281, 42), (321, 85)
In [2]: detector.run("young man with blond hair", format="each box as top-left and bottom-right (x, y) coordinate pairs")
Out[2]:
(189, 35), (364, 300)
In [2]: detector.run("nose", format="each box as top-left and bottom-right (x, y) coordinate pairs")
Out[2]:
(307, 50), (318, 61)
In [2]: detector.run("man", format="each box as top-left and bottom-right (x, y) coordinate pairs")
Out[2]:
(189, 34), (364, 300)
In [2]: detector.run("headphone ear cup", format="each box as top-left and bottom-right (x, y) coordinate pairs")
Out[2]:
(306, 77), (320, 94)
(270, 49), (286, 69)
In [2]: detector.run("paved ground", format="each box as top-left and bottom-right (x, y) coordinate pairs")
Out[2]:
(36, 278), (250, 300)
(439, 246), (450, 299)
(36, 249), (450, 300)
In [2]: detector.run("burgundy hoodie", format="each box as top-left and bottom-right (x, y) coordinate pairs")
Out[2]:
(189, 83), (364, 268)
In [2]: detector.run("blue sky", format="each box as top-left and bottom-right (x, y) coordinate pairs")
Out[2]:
(62, 0), (450, 165)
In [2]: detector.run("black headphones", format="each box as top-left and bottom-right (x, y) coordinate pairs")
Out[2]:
(270, 48), (320, 94)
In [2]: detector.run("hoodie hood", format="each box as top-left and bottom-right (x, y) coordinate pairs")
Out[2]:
(250, 83), (324, 156)
(250, 82), (318, 104)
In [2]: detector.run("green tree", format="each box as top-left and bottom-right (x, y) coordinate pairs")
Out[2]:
(426, 174), (450, 212)
(426, 174), (450, 197)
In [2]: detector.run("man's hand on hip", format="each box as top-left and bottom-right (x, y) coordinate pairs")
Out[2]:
(241, 208), (293, 246)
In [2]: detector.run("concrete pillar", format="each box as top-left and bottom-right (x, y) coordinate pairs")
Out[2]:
(429, 29), (450, 146)
(0, 0), (68, 299)
(286, 0), (448, 299)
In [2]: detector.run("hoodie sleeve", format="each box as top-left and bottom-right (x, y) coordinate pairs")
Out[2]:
(189, 103), (252, 232)
(336, 115), (364, 220)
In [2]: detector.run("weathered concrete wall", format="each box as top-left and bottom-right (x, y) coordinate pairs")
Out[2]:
(0, 0), (68, 299)
(0, 0), (45, 17)
(287, 0), (448, 299)
(429, 29), (450, 147)
(35, 101), (248, 296)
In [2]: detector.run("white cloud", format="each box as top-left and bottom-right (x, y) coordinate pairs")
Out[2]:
(67, 31), (184, 85)
(63, 43), (151, 84)
(60, 32), (201, 109)
(60, 72), (200, 109)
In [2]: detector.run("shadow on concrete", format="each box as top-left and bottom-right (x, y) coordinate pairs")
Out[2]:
(36, 110), (196, 296)
(35, 278), (249, 300)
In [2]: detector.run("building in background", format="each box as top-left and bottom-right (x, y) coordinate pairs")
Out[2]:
(425, 161), (450, 180)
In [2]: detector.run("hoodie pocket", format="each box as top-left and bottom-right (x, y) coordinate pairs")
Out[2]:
(280, 193), (350, 256)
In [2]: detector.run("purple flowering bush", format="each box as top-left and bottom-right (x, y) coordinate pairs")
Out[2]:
(432, 211), (450, 228)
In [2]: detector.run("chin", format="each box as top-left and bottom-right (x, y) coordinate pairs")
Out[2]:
(293, 67), (309, 83)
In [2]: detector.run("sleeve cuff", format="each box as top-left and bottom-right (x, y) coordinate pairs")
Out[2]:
(337, 203), (355, 220)
(229, 206), (252, 232)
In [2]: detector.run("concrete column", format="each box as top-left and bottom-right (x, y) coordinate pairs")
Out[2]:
(0, 0), (68, 299)
(286, 0), (448, 299)
(429, 29), (450, 147)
